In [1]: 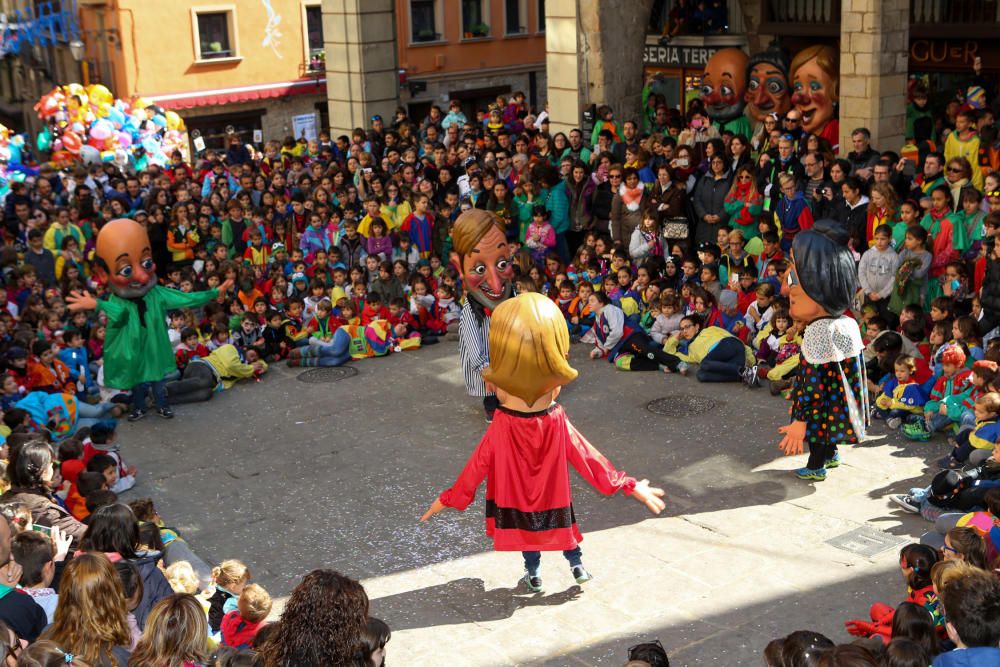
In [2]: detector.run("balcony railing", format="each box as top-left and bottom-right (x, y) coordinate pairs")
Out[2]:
(758, 0), (1000, 38)
(759, 0), (841, 36)
(911, 0), (1000, 37)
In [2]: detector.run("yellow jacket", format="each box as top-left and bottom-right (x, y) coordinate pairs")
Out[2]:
(663, 326), (754, 365)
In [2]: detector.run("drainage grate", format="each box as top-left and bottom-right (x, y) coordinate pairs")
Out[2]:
(295, 366), (359, 383)
(826, 526), (909, 558)
(646, 395), (718, 417)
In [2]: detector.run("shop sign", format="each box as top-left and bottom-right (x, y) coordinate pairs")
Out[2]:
(643, 44), (719, 68)
(910, 39), (979, 68)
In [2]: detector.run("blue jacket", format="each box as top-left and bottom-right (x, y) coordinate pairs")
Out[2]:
(932, 647), (1000, 667)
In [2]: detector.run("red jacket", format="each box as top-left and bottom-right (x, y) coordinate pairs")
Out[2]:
(438, 404), (635, 552)
(221, 610), (263, 649)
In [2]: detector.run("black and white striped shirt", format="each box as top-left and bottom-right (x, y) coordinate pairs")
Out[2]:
(458, 299), (491, 397)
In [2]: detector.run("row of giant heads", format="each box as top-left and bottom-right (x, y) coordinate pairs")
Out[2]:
(700, 43), (839, 138)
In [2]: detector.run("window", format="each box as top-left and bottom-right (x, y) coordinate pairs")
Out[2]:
(537, 0), (545, 32)
(195, 12), (236, 60)
(305, 5), (323, 56)
(505, 0), (525, 34)
(461, 0), (489, 38)
(410, 0), (439, 42)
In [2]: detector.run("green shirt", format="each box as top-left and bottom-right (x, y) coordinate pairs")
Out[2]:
(97, 285), (219, 389)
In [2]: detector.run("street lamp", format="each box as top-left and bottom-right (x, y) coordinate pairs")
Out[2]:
(69, 39), (85, 62)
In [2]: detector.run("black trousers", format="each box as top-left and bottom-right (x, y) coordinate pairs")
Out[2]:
(165, 363), (217, 405)
(622, 332), (680, 371)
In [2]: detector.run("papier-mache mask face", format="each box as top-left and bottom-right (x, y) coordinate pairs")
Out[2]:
(790, 45), (839, 135)
(95, 218), (158, 299)
(449, 210), (514, 312)
(745, 46), (791, 122)
(701, 48), (749, 122)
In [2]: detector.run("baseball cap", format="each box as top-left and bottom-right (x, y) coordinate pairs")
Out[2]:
(461, 157), (478, 170)
(371, 114), (383, 122)
(291, 272), (308, 284)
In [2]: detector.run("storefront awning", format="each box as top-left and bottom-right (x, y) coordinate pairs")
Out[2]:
(149, 79), (326, 110)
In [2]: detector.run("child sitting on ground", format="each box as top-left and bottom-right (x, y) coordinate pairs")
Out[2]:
(209, 559), (251, 635)
(937, 392), (1000, 469)
(905, 345), (973, 441)
(221, 583), (272, 649)
(844, 543), (942, 643)
(83, 420), (136, 494)
(175, 327), (210, 372)
(11, 530), (60, 623)
(875, 355), (928, 430)
(65, 470), (107, 521)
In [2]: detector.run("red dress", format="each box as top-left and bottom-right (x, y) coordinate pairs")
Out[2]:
(438, 404), (636, 552)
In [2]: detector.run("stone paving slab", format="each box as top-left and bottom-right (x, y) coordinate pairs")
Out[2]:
(122, 342), (935, 665)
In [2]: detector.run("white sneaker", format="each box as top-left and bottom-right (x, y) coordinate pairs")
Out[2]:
(890, 494), (920, 513)
(886, 417), (902, 430)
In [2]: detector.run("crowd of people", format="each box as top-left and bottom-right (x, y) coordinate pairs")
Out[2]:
(0, 77), (997, 664)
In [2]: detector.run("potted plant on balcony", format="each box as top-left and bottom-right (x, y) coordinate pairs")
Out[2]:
(470, 22), (489, 37)
(416, 28), (437, 41)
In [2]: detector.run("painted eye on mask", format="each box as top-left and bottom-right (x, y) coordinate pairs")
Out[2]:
(720, 85), (733, 98)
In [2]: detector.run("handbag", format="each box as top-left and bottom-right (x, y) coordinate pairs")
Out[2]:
(662, 216), (689, 239)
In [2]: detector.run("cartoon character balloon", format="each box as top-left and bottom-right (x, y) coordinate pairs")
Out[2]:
(701, 48), (751, 138)
(790, 45), (840, 149)
(745, 44), (791, 123)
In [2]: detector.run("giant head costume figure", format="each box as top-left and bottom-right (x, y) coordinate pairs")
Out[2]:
(745, 44), (791, 123)
(790, 45), (839, 137)
(701, 48), (749, 124)
(485, 293), (578, 405)
(783, 220), (857, 325)
(450, 209), (514, 312)
(94, 218), (158, 299)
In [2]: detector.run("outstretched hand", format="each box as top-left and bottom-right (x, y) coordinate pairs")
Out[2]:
(420, 498), (447, 522)
(778, 420), (807, 456)
(66, 290), (97, 312)
(218, 278), (234, 294)
(844, 619), (877, 637)
(631, 479), (666, 514)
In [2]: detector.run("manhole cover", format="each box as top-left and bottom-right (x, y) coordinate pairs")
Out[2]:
(646, 395), (717, 417)
(826, 526), (908, 557)
(296, 366), (358, 383)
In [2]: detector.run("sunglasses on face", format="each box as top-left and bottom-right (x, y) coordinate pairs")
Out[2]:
(947, 167), (964, 173)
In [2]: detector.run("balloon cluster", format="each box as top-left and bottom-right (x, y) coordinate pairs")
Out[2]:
(34, 83), (188, 170)
(0, 123), (38, 203)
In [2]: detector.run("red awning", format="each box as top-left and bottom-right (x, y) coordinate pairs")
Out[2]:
(150, 79), (326, 110)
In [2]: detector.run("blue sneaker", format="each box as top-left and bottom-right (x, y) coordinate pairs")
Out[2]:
(824, 452), (841, 469)
(794, 466), (827, 481)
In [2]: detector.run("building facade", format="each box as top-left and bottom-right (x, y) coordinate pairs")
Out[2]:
(75, 0), (329, 150)
(395, 0), (547, 121)
(0, 0), (84, 137)
(549, 0), (1000, 153)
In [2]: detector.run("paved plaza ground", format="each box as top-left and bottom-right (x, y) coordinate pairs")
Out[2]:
(123, 341), (947, 665)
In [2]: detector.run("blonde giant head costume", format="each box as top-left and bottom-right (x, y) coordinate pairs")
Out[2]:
(484, 292), (578, 405)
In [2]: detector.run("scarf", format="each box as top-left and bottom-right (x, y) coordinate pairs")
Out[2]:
(619, 183), (644, 212)
(724, 181), (761, 228)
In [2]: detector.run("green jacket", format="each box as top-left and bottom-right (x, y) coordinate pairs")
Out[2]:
(98, 286), (219, 389)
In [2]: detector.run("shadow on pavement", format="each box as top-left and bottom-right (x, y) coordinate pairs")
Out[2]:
(520, 567), (903, 666)
(371, 577), (583, 631)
